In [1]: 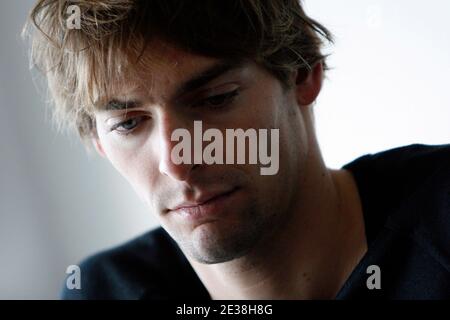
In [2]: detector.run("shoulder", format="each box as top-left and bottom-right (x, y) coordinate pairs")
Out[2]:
(345, 143), (450, 269)
(61, 227), (195, 300)
(345, 143), (450, 183)
(344, 143), (450, 205)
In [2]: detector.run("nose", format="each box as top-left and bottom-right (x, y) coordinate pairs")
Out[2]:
(157, 114), (196, 182)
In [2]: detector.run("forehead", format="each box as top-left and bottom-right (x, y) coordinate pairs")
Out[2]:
(113, 40), (220, 97)
(140, 41), (206, 73)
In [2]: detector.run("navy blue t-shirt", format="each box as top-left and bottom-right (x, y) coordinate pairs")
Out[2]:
(62, 144), (450, 299)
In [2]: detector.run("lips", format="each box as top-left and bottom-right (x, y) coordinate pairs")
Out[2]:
(169, 187), (240, 222)
(171, 188), (237, 210)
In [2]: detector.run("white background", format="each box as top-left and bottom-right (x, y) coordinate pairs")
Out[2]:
(0, 0), (449, 299)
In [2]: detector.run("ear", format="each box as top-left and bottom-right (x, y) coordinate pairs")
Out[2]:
(295, 61), (323, 106)
(92, 137), (106, 158)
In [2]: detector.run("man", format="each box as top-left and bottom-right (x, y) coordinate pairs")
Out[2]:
(25, 0), (449, 299)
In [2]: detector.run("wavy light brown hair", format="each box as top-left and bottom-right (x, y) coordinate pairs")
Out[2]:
(23, 0), (333, 143)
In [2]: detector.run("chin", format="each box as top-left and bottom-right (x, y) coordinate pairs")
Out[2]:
(185, 222), (257, 264)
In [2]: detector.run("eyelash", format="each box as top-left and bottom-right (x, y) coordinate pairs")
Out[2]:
(110, 116), (148, 135)
(110, 90), (240, 135)
(191, 89), (240, 109)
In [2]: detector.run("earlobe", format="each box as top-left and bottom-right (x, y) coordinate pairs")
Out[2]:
(295, 61), (323, 106)
(92, 137), (106, 158)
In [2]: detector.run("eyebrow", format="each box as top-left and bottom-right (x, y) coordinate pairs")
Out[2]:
(103, 59), (244, 111)
(104, 99), (140, 111)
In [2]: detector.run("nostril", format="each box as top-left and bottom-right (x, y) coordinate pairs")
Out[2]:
(158, 155), (196, 182)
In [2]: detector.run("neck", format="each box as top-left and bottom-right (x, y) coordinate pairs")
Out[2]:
(185, 149), (367, 300)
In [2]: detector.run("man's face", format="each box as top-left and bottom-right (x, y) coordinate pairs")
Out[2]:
(94, 40), (310, 264)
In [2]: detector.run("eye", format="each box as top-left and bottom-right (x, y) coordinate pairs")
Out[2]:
(110, 116), (147, 135)
(193, 89), (239, 109)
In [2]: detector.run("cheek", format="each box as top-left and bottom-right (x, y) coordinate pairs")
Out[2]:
(245, 79), (285, 128)
(98, 134), (159, 201)
(97, 120), (149, 176)
(97, 130), (133, 174)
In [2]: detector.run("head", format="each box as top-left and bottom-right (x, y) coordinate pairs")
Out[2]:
(25, 0), (333, 264)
